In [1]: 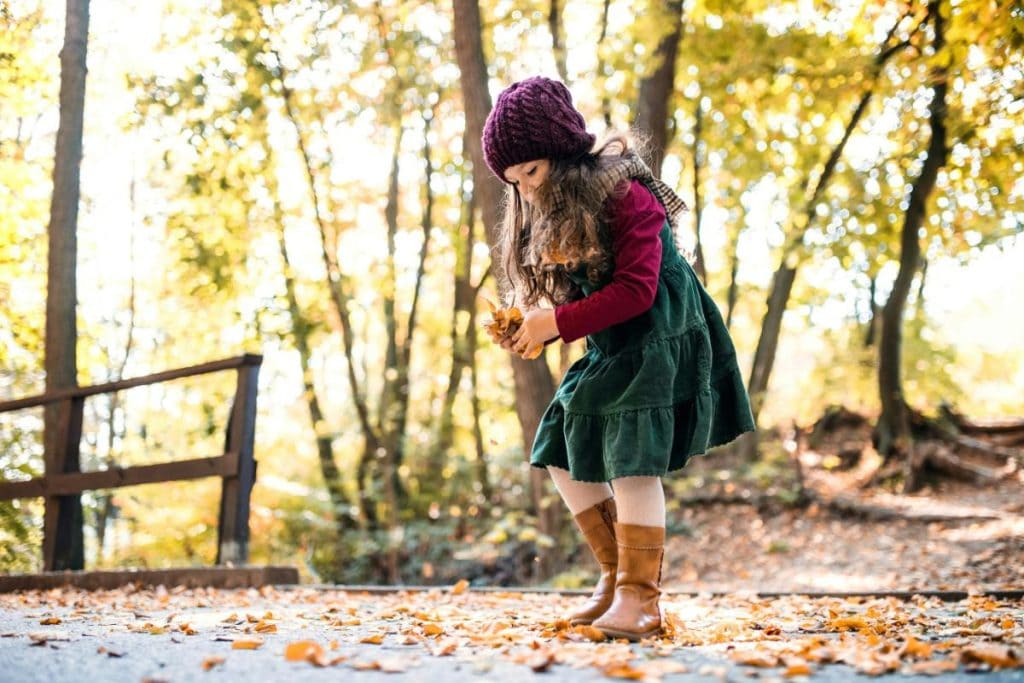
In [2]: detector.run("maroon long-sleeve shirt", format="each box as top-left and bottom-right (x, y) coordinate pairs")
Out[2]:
(553, 180), (666, 344)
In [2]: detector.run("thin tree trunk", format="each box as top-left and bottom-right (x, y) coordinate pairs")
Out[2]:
(435, 141), (476, 488)
(378, 127), (403, 578)
(394, 110), (436, 485)
(747, 265), (797, 420)
(467, 292), (493, 508)
(864, 274), (879, 347)
(691, 96), (707, 284)
(453, 0), (561, 574)
(272, 191), (357, 531)
(549, 0), (568, 83)
(725, 228), (740, 330)
(634, 0), (683, 175)
(44, 0), (89, 571)
(876, 0), (949, 491)
(596, 0), (612, 127)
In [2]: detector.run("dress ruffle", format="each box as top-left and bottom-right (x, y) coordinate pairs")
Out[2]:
(531, 326), (754, 482)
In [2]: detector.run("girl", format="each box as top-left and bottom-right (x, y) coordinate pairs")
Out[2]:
(481, 76), (755, 641)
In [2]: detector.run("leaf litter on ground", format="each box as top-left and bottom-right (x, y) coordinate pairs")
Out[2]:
(3, 583), (1021, 678)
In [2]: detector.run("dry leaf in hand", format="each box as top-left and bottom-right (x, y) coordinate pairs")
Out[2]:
(481, 298), (523, 339)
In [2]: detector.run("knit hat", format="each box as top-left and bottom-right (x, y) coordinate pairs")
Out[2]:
(482, 76), (596, 183)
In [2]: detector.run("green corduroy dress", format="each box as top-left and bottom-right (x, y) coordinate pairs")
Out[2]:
(530, 213), (756, 483)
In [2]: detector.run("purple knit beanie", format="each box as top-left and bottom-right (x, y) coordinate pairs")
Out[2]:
(482, 76), (596, 183)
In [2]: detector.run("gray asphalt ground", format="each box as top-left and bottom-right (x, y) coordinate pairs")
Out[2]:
(1, 588), (1021, 682)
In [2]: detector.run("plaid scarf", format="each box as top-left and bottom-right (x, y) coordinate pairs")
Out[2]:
(548, 151), (689, 227)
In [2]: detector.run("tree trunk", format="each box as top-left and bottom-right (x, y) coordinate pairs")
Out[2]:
(864, 274), (880, 348)
(876, 0), (949, 491)
(633, 0), (683, 175)
(434, 135), (476, 487)
(595, 0), (612, 127)
(691, 96), (707, 284)
(725, 228), (740, 330)
(273, 198), (357, 531)
(44, 0), (90, 571)
(453, 0), (561, 573)
(747, 265), (796, 421)
(392, 110), (437, 501)
(467, 292), (493, 508)
(548, 0), (568, 83)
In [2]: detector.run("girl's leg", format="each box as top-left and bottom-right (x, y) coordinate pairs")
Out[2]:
(547, 466), (613, 513)
(593, 475), (665, 641)
(547, 466), (617, 625)
(609, 475), (665, 526)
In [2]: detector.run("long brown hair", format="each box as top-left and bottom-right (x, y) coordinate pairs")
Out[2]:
(497, 132), (645, 308)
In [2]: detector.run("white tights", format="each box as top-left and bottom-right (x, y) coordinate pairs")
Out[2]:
(547, 466), (665, 527)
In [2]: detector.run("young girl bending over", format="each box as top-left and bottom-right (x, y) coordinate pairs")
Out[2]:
(482, 76), (755, 640)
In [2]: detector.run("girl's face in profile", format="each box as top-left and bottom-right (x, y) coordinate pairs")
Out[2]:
(505, 158), (551, 205)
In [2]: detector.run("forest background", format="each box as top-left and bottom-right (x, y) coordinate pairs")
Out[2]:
(1, 0), (1021, 586)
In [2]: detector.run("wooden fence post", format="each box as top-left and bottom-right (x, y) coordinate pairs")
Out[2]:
(42, 396), (85, 571)
(216, 355), (260, 565)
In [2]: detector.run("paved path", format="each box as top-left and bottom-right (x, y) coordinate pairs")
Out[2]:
(1, 586), (1021, 681)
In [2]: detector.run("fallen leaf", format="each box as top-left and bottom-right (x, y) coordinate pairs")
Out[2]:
(360, 633), (385, 645)
(960, 643), (1021, 669)
(431, 639), (458, 656)
(732, 650), (779, 667)
(572, 624), (606, 642)
(528, 650), (556, 672)
(902, 634), (933, 659)
(828, 616), (869, 631)
(910, 659), (959, 675)
(783, 662), (813, 677)
(39, 617), (61, 625)
(603, 662), (645, 680)
(450, 579), (470, 595)
(254, 620), (277, 633)
(29, 631), (71, 644)
(232, 639), (263, 650)
(201, 656), (225, 671)
(284, 640), (324, 662)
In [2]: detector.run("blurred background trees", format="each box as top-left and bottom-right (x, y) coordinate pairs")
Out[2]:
(1, 0), (1021, 584)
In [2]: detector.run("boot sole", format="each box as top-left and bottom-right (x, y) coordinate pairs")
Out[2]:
(594, 624), (662, 642)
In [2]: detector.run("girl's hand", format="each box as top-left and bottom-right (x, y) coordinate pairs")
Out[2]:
(488, 328), (516, 352)
(510, 308), (559, 359)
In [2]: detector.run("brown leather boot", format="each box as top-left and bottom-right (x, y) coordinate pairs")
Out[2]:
(591, 523), (664, 641)
(568, 498), (618, 626)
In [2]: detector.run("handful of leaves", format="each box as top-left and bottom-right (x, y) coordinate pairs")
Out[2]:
(481, 298), (543, 359)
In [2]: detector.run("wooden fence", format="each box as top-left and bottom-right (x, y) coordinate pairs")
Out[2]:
(0, 354), (262, 571)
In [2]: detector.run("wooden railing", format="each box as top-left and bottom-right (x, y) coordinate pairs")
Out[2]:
(0, 354), (262, 571)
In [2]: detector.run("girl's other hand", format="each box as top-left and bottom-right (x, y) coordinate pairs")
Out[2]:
(510, 308), (559, 359)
